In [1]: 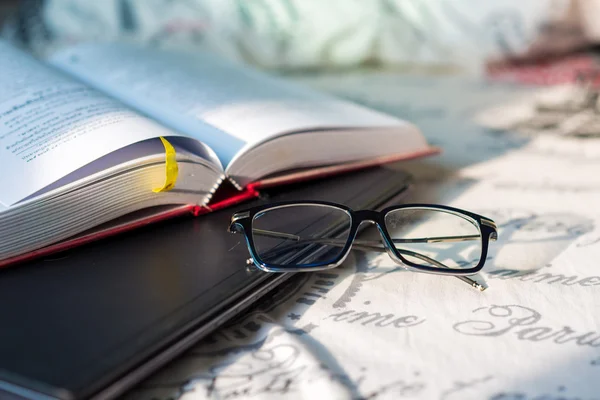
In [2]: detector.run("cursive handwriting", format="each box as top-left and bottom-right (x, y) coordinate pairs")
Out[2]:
(439, 375), (493, 400)
(326, 309), (425, 328)
(494, 181), (600, 194)
(360, 379), (426, 399)
(489, 386), (598, 400)
(487, 269), (600, 287)
(454, 305), (600, 348)
(478, 209), (593, 237)
(179, 341), (427, 400)
(577, 234), (600, 248)
(196, 343), (308, 398)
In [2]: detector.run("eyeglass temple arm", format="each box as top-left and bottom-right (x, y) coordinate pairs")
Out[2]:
(249, 229), (489, 244)
(247, 229), (486, 291)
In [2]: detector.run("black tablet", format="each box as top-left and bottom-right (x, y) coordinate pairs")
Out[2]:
(0, 167), (411, 400)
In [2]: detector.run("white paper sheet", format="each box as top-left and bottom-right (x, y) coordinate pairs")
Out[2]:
(0, 41), (183, 206)
(127, 73), (600, 400)
(50, 43), (411, 168)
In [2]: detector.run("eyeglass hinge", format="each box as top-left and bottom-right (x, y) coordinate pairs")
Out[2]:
(231, 211), (250, 221)
(480, 218), (497, 229)
(228, 211), (250, 233)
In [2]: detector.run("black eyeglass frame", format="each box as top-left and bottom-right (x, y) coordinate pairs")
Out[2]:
(228, 201), (498, 276)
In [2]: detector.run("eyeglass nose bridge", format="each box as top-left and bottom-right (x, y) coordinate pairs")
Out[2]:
(352, 209), (389, 241)
(353, 209), (381, 223)
(352, 210), (407, 266)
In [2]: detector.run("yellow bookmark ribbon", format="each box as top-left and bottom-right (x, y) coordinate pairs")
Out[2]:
(153, 137), (179, 193)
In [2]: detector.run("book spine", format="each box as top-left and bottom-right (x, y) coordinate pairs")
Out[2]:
(202, 185), (260, 214)
(204, 174), (227, 205)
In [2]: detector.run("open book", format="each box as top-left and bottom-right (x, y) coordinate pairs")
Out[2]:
(0, 41), (435, 267)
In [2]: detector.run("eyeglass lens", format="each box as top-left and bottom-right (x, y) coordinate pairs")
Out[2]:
(250, 204), (484, 271)
(251, 204), (352, 268)
(384, 208), (483, 270)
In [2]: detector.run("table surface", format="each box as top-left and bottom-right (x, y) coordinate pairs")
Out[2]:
(124, 72), (600, 400)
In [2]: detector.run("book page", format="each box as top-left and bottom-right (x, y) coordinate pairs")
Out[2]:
(49, 43), (410, 166)
(0, 41), (193, 207)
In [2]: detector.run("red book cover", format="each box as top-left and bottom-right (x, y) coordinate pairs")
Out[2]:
(0, 147), (438, 269)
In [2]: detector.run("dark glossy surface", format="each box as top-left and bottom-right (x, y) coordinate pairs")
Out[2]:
(0, 167), (410, 399)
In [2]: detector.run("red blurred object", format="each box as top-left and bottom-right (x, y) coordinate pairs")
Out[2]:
(486, 54), (600, 86)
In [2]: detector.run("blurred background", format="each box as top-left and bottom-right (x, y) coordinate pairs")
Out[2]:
(3, 1), (600, 151)
(1, 0), (600, 76)
(0, 0), (17, 24)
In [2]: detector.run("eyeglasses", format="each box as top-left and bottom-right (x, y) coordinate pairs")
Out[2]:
(228, 201), (498, 291)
